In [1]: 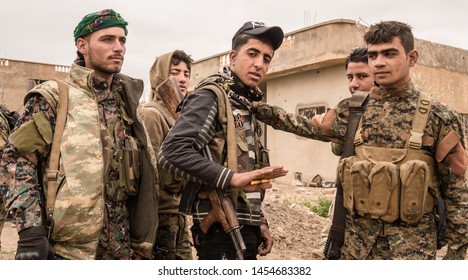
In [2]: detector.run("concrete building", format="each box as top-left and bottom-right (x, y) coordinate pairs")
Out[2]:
(0, 58), (69, 111)
(189, 19), (468, 184)
(1, 19), (466, 184)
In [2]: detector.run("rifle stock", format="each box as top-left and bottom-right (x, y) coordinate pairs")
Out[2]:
(200, 190), (246, 259)
(156, 76), (183, 120)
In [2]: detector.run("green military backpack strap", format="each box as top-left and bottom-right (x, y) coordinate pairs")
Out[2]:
(178, 76), (243, 214)
(196, 82), (238, 172)
(194, 81), (241, 207)
(45, 80), (69, 238)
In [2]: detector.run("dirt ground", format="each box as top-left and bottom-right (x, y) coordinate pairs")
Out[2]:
(0, 181), (458, 260)
(0, 219), (16, 260)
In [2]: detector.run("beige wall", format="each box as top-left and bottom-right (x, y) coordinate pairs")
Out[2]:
(265, 65), (349, 183)
(0, 58), (69, 111)
(190, 19), (468, 184)
(412, 65), (468, 114)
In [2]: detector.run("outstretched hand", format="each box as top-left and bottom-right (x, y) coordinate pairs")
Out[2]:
(230, 166), (288, 192)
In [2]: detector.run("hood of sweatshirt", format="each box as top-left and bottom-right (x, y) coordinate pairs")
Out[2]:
(149, 51), (174, 103)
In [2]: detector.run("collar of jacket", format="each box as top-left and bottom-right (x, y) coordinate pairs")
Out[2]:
(66, 63), (144, 114)
(379, 80), (417, 101)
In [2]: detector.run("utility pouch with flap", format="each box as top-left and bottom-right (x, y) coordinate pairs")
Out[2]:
(368, 162), (400, 222)
(399, 160), (430, 224)
(350, 160), (373, 217)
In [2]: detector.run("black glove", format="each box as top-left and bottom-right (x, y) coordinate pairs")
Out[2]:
(15, 225), (54, 260)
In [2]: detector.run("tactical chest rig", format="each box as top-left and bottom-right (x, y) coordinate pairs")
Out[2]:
(338, 93), (438, 224)
(324, 92), (441, 259)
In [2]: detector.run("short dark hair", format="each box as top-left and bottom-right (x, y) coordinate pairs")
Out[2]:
(364, 21), (414, 54)
(171, 50), (194, 74)
(232, 33), (276, 52)
(345, 47), (368, 69)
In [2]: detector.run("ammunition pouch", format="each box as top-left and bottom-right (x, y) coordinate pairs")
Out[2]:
(338, 146), (437, 224)
(107, 135), (141, 201)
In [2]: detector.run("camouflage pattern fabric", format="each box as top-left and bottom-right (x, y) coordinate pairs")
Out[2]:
(154, 214), (193, 260)
(0, 198), (4, 249)
(255, 81), (468, 259)
(73, 9), (128, 41)
(341, 214), (437, 259)
(0, 107), (8, 149)
(0, 188), (5, 250)
(2, 64), (135, 259)
(1, 106), (11, 250)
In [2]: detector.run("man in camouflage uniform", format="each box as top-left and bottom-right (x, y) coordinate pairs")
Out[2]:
(141, 50), (194, 260)
(1, 9), (158, 260)
(253, 21), (468, 260)
(0, 104), (12, 251)
(158, 21), (289, 260)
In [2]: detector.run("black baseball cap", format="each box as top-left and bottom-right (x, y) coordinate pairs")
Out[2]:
(232, 21), (284, 50)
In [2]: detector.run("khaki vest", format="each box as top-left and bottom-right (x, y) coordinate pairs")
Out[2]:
(33, 79), (105, 259)
(338, 94), (438, 224)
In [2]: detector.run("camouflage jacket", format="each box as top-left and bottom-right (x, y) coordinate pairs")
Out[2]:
(0, 106), (9, 150)
(2, 64), (158, 259)
(255, 81), (468, 259)
(0, 106), (10, 220)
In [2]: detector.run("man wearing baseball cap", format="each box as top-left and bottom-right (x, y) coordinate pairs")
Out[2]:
(2, 9), (158, 259)
(158, 21), (288, 260)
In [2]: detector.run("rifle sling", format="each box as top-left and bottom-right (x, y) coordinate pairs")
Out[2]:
(45, 80), (69, 232)
(326, 91), (369, 258)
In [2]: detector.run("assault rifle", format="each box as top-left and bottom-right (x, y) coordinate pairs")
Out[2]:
(200, 189), (247, 260)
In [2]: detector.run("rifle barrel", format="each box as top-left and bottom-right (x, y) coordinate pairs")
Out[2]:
(229, 230), (246, 260)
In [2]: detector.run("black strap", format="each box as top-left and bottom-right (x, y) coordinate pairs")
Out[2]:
(324, 91), (369, 259)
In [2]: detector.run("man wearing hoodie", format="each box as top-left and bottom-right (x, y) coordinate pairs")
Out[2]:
(141, 50), (194, 260)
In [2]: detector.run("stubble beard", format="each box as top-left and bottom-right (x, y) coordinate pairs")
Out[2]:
(89, 51), (123, 75)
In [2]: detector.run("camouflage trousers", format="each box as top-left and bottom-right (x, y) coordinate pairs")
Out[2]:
(154, 213), (193, 260)
(341, 214), (437, 260)
(0, 192), (5, 249)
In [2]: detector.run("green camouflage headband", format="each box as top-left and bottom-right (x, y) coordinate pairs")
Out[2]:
(73, 9), (128, 42)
